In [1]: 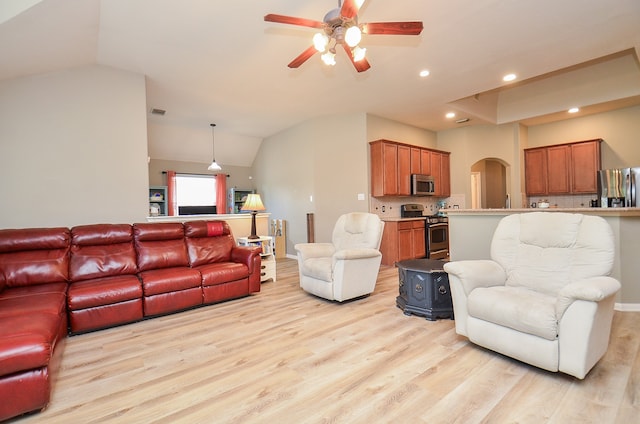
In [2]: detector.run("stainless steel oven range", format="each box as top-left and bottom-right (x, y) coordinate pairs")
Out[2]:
(400, 204), (449, 260)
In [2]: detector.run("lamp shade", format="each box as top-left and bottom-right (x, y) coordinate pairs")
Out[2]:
(241, 193), (266, 212)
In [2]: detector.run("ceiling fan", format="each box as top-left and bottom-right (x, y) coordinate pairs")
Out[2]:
(264, 0), (423, 73)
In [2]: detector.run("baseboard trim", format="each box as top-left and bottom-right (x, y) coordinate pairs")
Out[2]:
(615, 303), (640, 312)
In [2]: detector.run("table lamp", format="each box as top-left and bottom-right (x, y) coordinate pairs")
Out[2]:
(241, 193), (266, 239)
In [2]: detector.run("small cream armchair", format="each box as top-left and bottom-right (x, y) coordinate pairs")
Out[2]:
(443, 212), (620, 379)
(295, 212), (385, 302)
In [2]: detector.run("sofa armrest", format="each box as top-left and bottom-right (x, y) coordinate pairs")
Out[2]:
(555, 276), (621, 319)
(231, 246), (261, 274)
(294, 243), (335, 261)
(443, 260), (506, 295)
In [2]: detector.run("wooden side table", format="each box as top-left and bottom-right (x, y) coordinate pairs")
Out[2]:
(237, 236), (276, 283)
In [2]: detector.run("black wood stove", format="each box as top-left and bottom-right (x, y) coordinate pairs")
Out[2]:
(396, 259), (454, 320)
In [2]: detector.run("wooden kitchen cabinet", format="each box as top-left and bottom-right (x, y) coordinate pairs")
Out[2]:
(571, 140), (601, 193)
(524, 139), (601, 196)
(370, 139), (450, 198)
(370, 140), (399, 196)
(525, 148), (548, 196)
(397, 144), (411, 196)
(430, 151), (451, 197)
(547, 144), (571, 194)
(380, 220), (426, 266)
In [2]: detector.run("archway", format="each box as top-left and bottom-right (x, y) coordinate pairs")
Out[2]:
(470, 158), (510, 209)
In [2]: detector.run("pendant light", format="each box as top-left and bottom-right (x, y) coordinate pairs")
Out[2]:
(207, 123), (221, 171)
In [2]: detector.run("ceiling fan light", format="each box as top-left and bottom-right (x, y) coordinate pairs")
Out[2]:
(313, 32), (328, 52)
(321, 51), (336, 66)
(352, 46), (366, 62)
(345, 26), (362, 47)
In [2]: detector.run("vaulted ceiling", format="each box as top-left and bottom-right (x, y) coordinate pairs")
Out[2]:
(2, 0), (640, 167)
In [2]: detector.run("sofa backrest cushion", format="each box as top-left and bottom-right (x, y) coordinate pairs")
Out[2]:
(0, 227), (70, 288)
(183, 221), (234, 267)
(491, 212), (615, 296)
(69, 224), (137, 282)
(133, 223), (189, 271)
(332, 212), (384, 251)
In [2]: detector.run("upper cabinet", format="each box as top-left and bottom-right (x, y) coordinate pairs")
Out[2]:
(370, 139), (451, 198)
(524, 139), (601, 196)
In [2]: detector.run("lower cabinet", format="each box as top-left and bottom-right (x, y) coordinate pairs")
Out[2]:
(380, 220), (426, 266)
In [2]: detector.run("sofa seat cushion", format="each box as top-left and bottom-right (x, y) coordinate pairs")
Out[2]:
(67, 275), (142, 310)
(197, 262), (248, 286)
(139, 267), (202, 296)
(467, 286), (558, 341)
(299, 257), (333, 282)
(0, 313), (62, 375)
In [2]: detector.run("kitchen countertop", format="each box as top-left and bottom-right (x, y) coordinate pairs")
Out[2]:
(443, 208), (640, 217)
(380, 217), (430, 222)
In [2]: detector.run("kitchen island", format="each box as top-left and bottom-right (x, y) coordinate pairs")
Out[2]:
(445, 208), (640, 308)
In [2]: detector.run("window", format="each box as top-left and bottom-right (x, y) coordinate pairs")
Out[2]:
(176, 173), (217, 215)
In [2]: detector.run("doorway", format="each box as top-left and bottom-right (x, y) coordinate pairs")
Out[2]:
(471, 158), (509, 209)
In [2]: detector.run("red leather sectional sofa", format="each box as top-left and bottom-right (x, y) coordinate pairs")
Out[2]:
(0, 220), (261, 421)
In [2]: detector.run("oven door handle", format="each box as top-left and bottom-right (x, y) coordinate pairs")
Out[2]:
(428, 222), (448, 229)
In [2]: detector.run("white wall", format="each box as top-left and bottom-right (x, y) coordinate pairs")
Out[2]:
(0, 65), (149, 228)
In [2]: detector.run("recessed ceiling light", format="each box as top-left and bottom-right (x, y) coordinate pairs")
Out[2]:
(568, 107), (580, 113)
(419, 69), (430, 77)
(503, 73), (517, 82)
(445, 112), (456, 119)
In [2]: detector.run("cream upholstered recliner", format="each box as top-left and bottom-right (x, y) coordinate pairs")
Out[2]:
(295, 212), (385, 302)
(443, 212), (620, 379)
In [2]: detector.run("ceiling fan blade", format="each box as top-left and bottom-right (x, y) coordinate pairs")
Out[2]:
(362, 21), (424, 35)
(342, 44), (371, 73)
(288, 45), (318, 68)
(340, 0), (365, 20)
(264, 14), (324, 29)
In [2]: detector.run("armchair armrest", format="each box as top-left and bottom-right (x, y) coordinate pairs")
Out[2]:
(556, 276), (621, 319)
(333, 248), (381, 261)
(443, 260), (507, 295)
(294, 243), (335, 261)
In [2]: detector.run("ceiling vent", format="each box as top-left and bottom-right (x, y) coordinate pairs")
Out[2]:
(150, 108), (166, 116)
(455, 117), (470, 124)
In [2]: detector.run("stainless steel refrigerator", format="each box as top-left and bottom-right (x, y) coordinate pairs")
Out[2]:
(597, 168), (640, 207)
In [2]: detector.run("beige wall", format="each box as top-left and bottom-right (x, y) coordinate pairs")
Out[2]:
(251, 112), (438, 255)
(366, 114), (437, 148)
(437, 105), (640, 209)
(0, 65), (149, 228)
(527, 105), (640, 169)
(149, 159), (254, 194)
(252, 112), (370, 254)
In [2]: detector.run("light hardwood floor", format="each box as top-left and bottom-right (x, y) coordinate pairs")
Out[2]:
(11, 258), (640, 423)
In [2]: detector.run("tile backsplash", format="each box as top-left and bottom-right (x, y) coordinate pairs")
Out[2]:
(526, 194), (598, 209)
(370, 195), (466, 218)
(370, 193), (597, 217)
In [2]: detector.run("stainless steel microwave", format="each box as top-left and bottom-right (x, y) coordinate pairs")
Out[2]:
(411, 174), (435, 196)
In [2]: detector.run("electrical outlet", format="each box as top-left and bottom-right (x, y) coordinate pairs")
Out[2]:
(382, 205), (386, 213)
